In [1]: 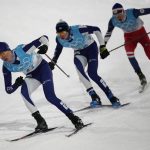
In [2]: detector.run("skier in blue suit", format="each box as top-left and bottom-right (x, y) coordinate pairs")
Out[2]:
(49, 20), (121, 108)
(0, 36), (84, 131)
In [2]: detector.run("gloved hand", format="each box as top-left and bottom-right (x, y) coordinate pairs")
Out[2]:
(100, 45), (110, 59)
(15, 76), (24, 86)
(48, 60), (56, 70)
(37, 45), (48, 54)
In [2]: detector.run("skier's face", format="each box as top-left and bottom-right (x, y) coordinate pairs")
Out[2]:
(113, 9), (125, 21)
(57, 31), (69, 40)
(0, 50), (14, 62)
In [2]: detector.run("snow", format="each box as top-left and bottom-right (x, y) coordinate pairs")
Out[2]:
(0, 0), (150, 150)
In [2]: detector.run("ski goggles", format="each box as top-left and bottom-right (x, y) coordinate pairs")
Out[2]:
(113, 9), (124, 16)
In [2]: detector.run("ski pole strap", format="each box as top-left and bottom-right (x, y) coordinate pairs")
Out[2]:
(45, 54), (70, 78)
(109, 31), (150, 53)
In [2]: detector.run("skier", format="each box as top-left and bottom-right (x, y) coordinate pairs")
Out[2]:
(49, 20), (121, 108)
(0, 36), (84, 131)
(104, 3), (150, 89)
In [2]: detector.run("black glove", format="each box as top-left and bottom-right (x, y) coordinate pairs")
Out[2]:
(37, 45), (48, 54)
(48, 61), (56, 70)
(15, 76), (24, 86)
(100, 45), (110, 59)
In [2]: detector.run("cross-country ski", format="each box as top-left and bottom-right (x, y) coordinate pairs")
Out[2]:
(6, 127), (58, 142)
(74, 103), (130, 113)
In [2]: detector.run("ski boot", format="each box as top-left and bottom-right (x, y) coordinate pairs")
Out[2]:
(89, 91), (102, 108)
(67, 113), (84, 130)
(137, 71), (147, 86)
(32, 111), (48, 132)
(110, 96), (121, 108)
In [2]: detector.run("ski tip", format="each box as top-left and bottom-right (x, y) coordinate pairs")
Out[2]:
(83, 122), (93, 126)
(121, 102), (130, 106)
(6, 139), (19, 142)
(66, 122), (93, 137)
(139, 82), (149, 93)
(6, 127), (58, 142)
(114, 102), (130, 108)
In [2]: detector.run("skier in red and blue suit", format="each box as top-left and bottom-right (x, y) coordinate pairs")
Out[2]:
(104, 3), (150, 87)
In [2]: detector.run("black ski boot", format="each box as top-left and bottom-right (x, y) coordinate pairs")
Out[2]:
(32, 111), (48, 132)
(67, 113), (84, 129)
(89, 91), (101, 108)
(137, 71), (147, 86)
(110, 96), (121, 108)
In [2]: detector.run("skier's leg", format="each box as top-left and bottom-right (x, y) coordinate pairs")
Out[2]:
(139, 27), (150, 59)
(74, 55), (101, 106)
(124, 33), (147, 85)
(41, 70), (73, 114)
(40, 62), (84, 129)
(74, 55), (92, 90)
(86, 43), (120, 106)
(87, 59), (116, 101)
(21, 78), (48, 131)
(128, 57), (147, 86)
(21, 77), (40, 113)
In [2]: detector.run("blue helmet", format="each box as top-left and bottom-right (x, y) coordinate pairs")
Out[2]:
(0, 42), (10, 52)
(56, 20), (70, 33)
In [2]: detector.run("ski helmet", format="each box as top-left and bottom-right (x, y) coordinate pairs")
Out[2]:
(112, 3), (123, 10)
(112, 3), (124, 15)
(0, 42), (10, 53)
(56, 20), (70, 33)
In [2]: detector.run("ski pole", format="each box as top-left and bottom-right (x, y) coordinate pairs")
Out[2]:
(109, 31), (150, 53)
(45, 53), (70, 78)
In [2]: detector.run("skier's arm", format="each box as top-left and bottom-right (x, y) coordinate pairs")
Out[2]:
(3, 66), (20, 94)
(52, 38), (63, 62)
(48, 38), (63, 70)
(79, 25), (110, 59)
(133, 8), (150, 17)
(23, 35), (49, 53)
(79, 25), (105, 45)
(104, 19), (115, 44)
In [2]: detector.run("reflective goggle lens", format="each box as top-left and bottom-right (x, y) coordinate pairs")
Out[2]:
(113, 9), (124, 15)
